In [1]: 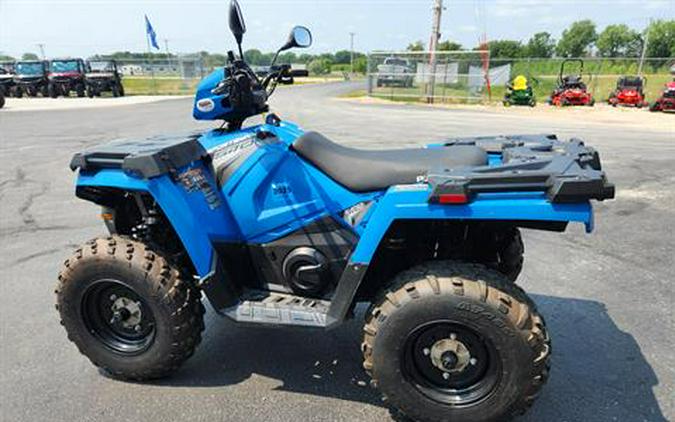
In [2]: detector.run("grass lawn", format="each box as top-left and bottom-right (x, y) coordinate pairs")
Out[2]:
(120, 74), (353, 96)
(366, 73), (672, 105)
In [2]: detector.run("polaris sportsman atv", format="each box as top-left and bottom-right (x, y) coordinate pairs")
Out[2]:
(13, 60), (50, 98)
(503, 74), (536, 107)
(85, 59), (124, 97)
(48, 58), (88, 98)
(548, 59), (595, 107)
(56, 2), (614, 421)
(608, 75), (648, 108)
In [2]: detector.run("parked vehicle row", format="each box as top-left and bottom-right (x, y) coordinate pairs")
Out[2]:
(0, 58), (124, 99)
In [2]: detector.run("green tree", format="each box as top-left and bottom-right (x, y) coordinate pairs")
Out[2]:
(407, 41), (425, 51)
(486, 40), (524, 58)
(525, 32), (555, 58)
(297, 53), (314, 64)
(277, 52), (297, 64)
(438, 40), (463, 51)
(644, 20), (675, 57)
(556, 20), (598, 57)
(596, 24), (641, 57)
(333, 50), (352, 64)
(21, 52), (39, 60)
(244, 49), (274, 66)
(353, 56), (368, 73)
(308, 58), (332, 75)
(0, 54), (15, 62)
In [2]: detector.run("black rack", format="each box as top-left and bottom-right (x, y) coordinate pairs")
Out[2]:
(428, 134), (615, 204)
(70, 133), (207, 178)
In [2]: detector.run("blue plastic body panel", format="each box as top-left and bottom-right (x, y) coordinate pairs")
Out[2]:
(349, 186), (593, 264)
(192, 68), (231, 121)
(75, 121), (595, 280)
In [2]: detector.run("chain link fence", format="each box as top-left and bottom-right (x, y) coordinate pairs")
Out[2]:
(97, 56), (209, 95)
(367, 51), (674, 104)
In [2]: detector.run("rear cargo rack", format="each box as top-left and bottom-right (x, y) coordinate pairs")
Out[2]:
(428, 134), (615, 204)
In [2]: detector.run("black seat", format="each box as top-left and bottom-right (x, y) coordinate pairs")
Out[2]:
(293, 132), (488, 192)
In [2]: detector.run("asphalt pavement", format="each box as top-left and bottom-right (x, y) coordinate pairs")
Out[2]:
(0, 82), (673, 421)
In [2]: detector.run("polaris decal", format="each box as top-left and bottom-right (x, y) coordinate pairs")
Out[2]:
(177, 167), (222, 210)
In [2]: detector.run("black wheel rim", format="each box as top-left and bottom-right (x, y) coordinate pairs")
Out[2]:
(402, 320), (501, 406)
(81, 279), (156, 355)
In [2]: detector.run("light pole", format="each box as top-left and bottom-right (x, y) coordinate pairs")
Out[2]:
(637, 18), (651, 77)
(36, 43), (46, 60)
(349, 32), (355, 75)
(426, 0), (443, 103)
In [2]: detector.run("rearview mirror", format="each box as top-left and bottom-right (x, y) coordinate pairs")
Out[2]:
(279, 26), (312, 52)
(228, 0), (246, 44)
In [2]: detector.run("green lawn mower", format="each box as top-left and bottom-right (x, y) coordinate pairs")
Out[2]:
(503, 75), (536, 107)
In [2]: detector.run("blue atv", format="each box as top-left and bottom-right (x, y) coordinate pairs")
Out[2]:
(56, 2), (614, 421)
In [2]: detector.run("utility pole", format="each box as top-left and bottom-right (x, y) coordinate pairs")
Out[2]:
(426, 0), (443, 103)
(637, 18), (651, 77)
(36, 43), (46, 60)
(349, 32), (355, 75)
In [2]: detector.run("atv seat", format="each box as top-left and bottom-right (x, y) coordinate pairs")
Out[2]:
(293, 131), (488, 192)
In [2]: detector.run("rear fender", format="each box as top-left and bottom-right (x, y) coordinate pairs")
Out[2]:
(349, 185), (593, 265)
(325, 184), (593, 327)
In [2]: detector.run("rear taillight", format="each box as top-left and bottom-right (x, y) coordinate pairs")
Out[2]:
(437, 193), (469, 204)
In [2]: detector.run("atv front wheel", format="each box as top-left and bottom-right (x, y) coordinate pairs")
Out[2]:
(56, 236), (205, 380)
(362, 262), (550, 422)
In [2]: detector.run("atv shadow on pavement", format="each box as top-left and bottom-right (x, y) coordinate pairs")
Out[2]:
(145, 295), (666, 421)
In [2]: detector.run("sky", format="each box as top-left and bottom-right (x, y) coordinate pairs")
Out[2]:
(0, 0), (673, 59)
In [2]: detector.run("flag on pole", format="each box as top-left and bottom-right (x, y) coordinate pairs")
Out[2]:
(145, 15), (160, 50)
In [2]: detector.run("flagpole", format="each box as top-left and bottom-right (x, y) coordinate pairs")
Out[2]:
(146, 18), (157, 94)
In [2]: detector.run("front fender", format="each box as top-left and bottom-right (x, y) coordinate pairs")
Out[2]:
(77, 164), (241, 278)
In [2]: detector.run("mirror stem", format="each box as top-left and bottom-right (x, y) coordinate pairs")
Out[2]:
(270, 50), (281, 68)
(238, 43), (244, 61)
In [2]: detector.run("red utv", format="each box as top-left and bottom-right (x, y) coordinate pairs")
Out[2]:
(649, 81), (675, 112)
(548, 59), (595, 107)
(608, 76), (648, 108)
(48, 58), (88, 98)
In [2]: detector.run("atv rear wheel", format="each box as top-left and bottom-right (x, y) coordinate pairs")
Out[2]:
(56, 236), (205, 380)
(483, 226), (524, 282)
(362, 262), (550, 422)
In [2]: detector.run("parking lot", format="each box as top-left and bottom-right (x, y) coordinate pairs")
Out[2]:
(0, 82), (673, 421)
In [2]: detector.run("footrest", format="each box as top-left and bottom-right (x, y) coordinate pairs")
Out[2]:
(222, 291), (330, 327)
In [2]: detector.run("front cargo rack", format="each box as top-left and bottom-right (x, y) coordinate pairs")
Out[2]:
(427, 134), (615, 204)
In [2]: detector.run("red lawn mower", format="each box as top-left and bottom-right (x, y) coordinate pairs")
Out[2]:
(608, 76), (648, 108)
(548, 59), (595, 107)
(649, 80), (675, 113)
